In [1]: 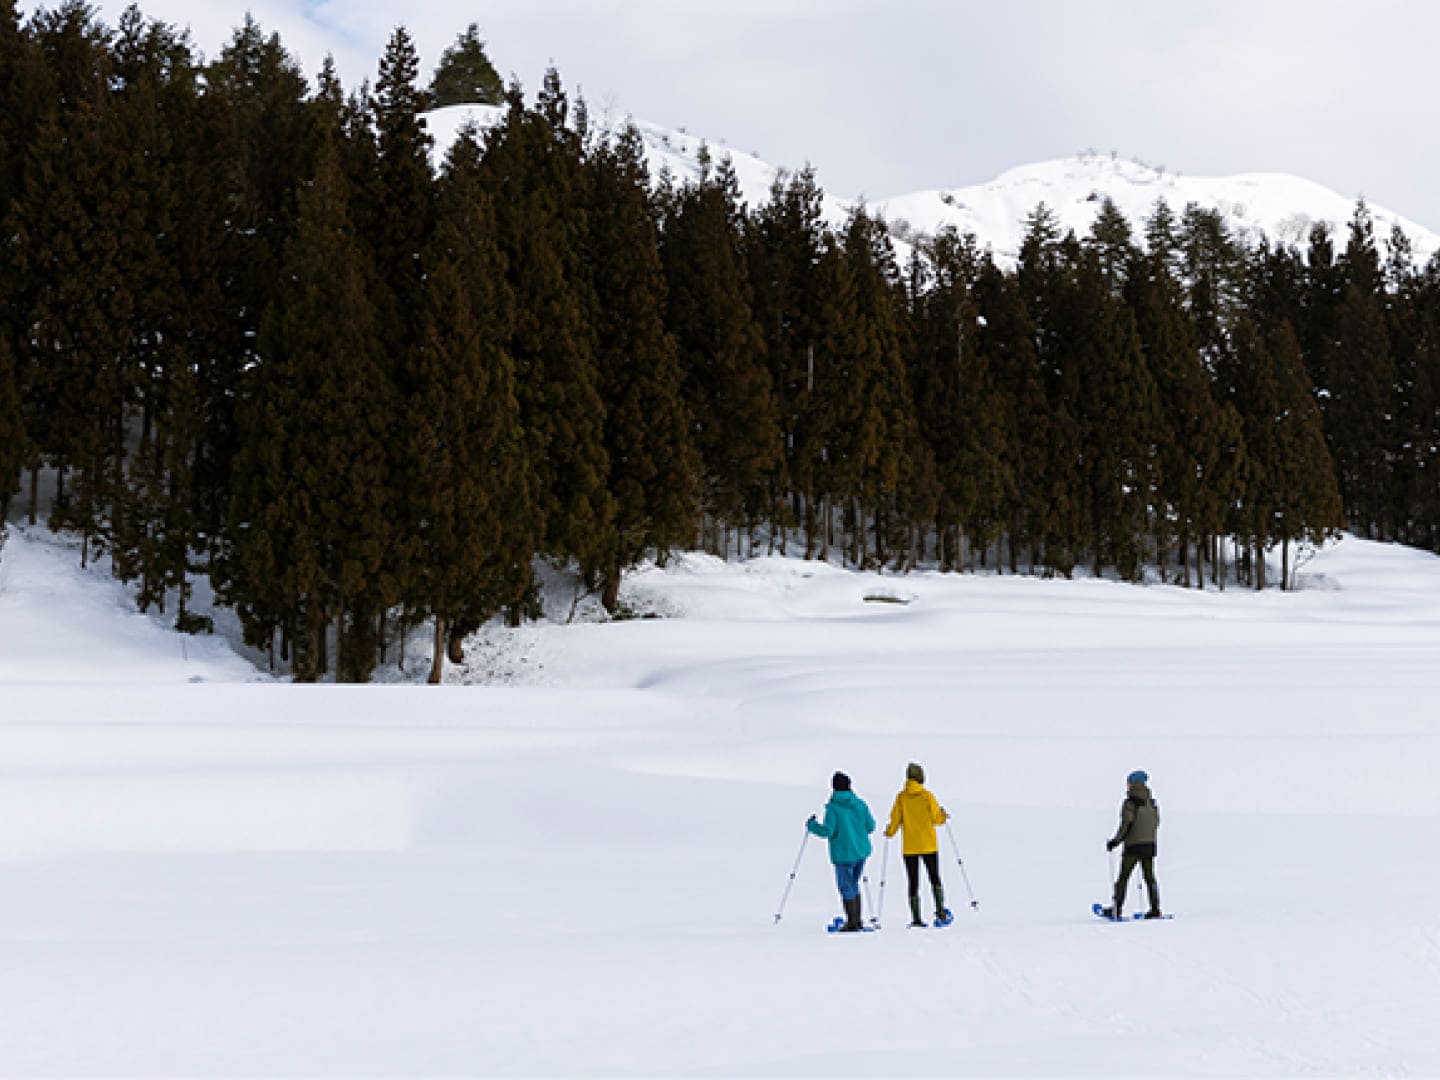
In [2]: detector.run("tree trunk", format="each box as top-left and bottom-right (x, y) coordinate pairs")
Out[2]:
(601, 562), (621, 615)
(335, 598), (346, 682)
(1281, 537), (1290, 591)
(428, 615), (446, 685)
(448, 632), (466, 664)
(28, 467), (38, 526)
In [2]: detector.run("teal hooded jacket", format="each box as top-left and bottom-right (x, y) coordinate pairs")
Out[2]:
(807, 790), (876, 865)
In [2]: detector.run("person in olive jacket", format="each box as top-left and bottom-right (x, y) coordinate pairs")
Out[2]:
(1103, 769), (1162, 919)
(806, 771), (876, 932)
(884, 762), (951, 927)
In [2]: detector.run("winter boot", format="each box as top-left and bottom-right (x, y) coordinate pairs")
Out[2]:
(1144, 908), (1164, 919)
(933, 885), (951, 924)
(839, 895), (864, 932)
(908, 895), (925, 927)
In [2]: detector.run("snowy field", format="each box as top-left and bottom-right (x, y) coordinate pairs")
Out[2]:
(3, 523), (1440, 1076)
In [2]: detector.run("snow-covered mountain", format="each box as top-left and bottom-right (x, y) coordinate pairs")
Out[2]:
(875, 154), (1440, 265)
(425, 104), (1440, 266)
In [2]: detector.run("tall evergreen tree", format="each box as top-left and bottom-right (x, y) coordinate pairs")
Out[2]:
(911, 229), (1010, 570)
(1126, 251), (1224, 585)
(370, 25), (433, 364)
(198, 17), (313, 551)
(1088, 195), (1137, 292)
(1018, 219), (1088, 575)
(1407, 263), (1440, 549)
(0, 331), (23, 519)
(480, 73), (612, 600)
(231, 127), (394, 681)
(99, 11), (215, 618)
(1060, 249), (1160, 578)
(661, 155), (779, 555)
(1176, 205), (1244, 378)
(588, 125), (700, 611)
(825, 209), (930, 568)
(977, 257), (1049, 573)
(1264, 322), (1343, 587)
(359, 26), (436, 657)
(0, 0), (38, 519)
(13, 1), (124, 563)
(1382, 227), (1427, 544)
(1143, 198), (1182, 277)
(1328, 202), (1393, 536)
(746, 167), (828, 551)
(428, 23), (503, 107)
(409, 126), (534, 680)
(1228, 318), (1341, 587)
(1300, 221), (1343, 396)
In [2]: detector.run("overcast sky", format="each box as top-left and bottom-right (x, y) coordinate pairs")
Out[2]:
(72, 0), (1440, 230)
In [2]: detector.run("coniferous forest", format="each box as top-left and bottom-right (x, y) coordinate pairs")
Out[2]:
(5, 3), (1440, 682)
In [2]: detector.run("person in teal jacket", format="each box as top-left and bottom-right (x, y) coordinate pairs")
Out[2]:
(806, 771), (876, 932)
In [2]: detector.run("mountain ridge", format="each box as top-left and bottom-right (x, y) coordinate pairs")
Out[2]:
(424, 104), (1440, 266)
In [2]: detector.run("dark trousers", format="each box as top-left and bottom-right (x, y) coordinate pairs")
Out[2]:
(904, 852), (942, 896)
(1115, 851), (1160, 913)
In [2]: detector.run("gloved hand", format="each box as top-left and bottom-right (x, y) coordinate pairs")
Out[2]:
(807, 815), (817, 827)
(1106, 839), (1119, 852)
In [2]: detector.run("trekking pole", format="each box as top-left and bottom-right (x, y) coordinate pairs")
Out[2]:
(862, 868), (877, 926)
(874, 836), (890, 927)
(942, 819), (980, 910)
(773, 828), (810, 924)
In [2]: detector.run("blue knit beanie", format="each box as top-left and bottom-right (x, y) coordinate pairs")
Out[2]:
(1127, 770), (1149, 784)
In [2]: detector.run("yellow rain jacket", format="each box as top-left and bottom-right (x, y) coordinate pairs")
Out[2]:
(884, 779), (948, 855)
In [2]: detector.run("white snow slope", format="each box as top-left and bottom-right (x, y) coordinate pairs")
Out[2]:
(425, 105), (1440, 267)
(4, 520), (1440, 1076)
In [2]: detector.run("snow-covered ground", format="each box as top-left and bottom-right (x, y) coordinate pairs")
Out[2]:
(3, 522), (1440, 1075)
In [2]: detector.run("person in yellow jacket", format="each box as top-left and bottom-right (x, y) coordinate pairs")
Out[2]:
(885, 762), (951, 927)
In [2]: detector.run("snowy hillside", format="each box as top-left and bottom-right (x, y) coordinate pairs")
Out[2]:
(874, 154), (1440, 264)
(5, 521), (1440, 1074)
(424, 103), (853, 220)
(426, 104), (1440, 265)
